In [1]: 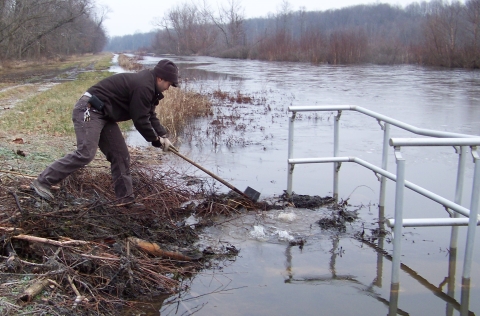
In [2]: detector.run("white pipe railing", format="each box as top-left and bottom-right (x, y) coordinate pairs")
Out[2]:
(288, 156), (472, 218)
(289, 105), (476, 139)
(390, 138), (480, 147)
(288, 105), (477, 201)
(287, 105), (480, 313)
(388, 218), (480, 227)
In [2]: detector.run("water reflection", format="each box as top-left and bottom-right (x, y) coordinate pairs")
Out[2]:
(122, 205), (478, 316)
(361, 228), (472, 315)
(277, 205), (476, 316)
(282, 232), (414, 315)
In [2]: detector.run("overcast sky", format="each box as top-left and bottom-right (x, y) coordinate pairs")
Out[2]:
(97, 0), (418, 37)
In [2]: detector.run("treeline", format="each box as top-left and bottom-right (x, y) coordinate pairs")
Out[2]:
(137, 0), (479, 68)
(105, 32), (156, 53)
(0, 0), (107, 60)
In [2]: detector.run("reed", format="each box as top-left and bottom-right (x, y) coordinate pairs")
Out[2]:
(117, 54), (143, 71)
(157, 87), (212, 138)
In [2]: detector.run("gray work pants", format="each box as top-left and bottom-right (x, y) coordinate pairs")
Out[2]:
(38, 95), (133, 202)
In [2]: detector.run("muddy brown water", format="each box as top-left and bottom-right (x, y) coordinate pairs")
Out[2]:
(124, 56), (480, 315)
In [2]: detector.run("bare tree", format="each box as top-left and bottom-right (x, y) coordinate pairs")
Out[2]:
(145, 0), (479, 68)
(328, 28), (368, 64)
(422, 0), (464, 67)
(0, 0), (104, 60)
(153, 2), (217, 55)
(210, 0), (245, 49)
(465, 0), (480, 67)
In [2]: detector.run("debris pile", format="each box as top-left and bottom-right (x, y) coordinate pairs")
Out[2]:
(317, 201), (359, 231)
(280, 192), (335, 209)
(0, 158), (258, 315)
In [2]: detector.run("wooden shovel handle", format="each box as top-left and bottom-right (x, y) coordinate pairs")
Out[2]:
(169, 148), (249, 199)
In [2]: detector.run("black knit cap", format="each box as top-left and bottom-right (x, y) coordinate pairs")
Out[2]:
(153, 59), (179, 87)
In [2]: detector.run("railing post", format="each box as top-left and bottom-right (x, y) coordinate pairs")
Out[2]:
(333, 110), (342, 201)
(460, 147), (480, 315)
(447, 146), (466, 316)
(450, 146), (467, 247)
(379, 123), (390, 209)
(389, 146), (405, 316)
(462, 147), (480, 280)
(286, 111), (296, 196)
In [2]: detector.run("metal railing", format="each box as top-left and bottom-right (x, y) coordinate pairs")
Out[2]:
(287, 105), (480, 316)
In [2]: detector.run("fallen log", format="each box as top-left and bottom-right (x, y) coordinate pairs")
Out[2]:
(18, 278), (49, 302)
(0, 226), (23, 233)
(13, 235), (89, 247)
(127, 237), (193, 261)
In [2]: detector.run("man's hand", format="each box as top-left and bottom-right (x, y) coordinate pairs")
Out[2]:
(152, 136), (177, 152)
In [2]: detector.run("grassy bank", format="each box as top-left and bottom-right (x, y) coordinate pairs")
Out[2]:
(1, 71), (112, 136)
(0, 53), (115, 173)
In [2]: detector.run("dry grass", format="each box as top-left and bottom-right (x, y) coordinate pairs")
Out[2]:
(0, 84), (45, 109)
(117, 54), (143, 71)
(0, 53), (112, 73)
(158, 88), (212, 138)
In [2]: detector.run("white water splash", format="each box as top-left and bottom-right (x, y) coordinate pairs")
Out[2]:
(276, 230), (295, 241)
(278, 211), (297, 222)
(250, 225), (267, 240)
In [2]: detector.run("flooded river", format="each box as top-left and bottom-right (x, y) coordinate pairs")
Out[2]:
(125, 56), (480, 315)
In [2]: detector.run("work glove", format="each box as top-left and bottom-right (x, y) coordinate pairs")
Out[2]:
(152, 136), (177, 152)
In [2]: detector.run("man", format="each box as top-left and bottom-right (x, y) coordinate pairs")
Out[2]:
(31, 59), (178, 207)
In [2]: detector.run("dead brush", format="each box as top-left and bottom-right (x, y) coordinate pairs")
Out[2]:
(0, 153), (264, 315)
(157, 87), (212, 138)
(118, 54), (143, 71)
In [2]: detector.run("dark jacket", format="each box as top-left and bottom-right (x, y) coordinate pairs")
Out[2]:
(87, 69), (167, 142)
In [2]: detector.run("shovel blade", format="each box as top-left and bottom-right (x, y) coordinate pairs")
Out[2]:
(244, 186), (261, 202)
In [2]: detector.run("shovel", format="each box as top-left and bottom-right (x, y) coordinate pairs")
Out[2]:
(168, 147), (260, 202)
